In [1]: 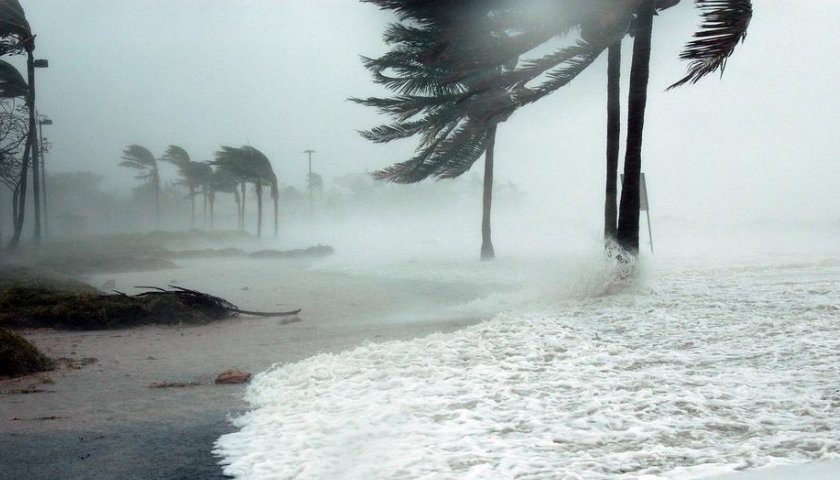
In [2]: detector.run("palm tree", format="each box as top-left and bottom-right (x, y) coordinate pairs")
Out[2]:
(0, 0), (43, 244)
(162, 145), (213, 228)
(207, 165), (242, 229)
(355, 2), (515, 260)
(212, 146), (279, 238)
(614, 0), (752, 254)
(0, 59), (27, 248)
(119, 145), (160, 229)
(364, 0), (752, 257)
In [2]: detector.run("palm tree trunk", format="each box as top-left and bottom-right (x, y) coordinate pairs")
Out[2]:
(480, 126), (497, 261)
(153, 170), (160, 230)
(189, 186), (196, 228)
(8, 136), (32, 249)
(272, 183), (278, 238)
(202, 187), (208, 225)
(255, 182), (263, 238)
(234, 189), (241, 230)
(605, 40), (621, 244)
(27, 49), (41, 245)
(208, 190), (215, 229)
(616, 0), (654, 256)
(239, 182), (246, 231)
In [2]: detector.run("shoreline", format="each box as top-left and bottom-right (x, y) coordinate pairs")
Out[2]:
(1, 258), (491, 479)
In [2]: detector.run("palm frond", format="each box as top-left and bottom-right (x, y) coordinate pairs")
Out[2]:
(120, 145), (157, 169)
(668, 0), (752, 89)
(162, 145), (191, 167)
(0, 59), (27, 98)
(0, 0), (31, 41)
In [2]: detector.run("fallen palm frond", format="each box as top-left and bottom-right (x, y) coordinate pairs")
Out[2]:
(133, 286), (302, 317)
(0, 276), (301, 330)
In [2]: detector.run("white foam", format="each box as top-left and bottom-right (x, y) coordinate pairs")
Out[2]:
(215, 258), (840, 479)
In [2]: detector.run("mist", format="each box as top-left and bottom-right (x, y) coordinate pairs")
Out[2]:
(2, 1), (840, 480)
(10, 0), (837, 247)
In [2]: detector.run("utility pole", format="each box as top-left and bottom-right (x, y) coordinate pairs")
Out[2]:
(38, 115), (52, 238)
(28, 56), (48, 244)
(303, 149), (315, 207)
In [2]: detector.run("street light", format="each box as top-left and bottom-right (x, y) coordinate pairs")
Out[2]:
(38, 114), (53, 238)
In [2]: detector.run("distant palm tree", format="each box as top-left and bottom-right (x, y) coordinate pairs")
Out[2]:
(120, 145), (160, 229)
(212, 146), (279, 238)
(207, 165), (242, 229)
(162, 145), (213, 228)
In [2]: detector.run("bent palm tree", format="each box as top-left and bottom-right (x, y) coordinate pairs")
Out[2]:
(615, 0), (753, 254)
(207, 166), (242, 229)
(0, 0), (44, 243)
(0, 60), (28, 248)
(162, 145), (213, 228)
(355, 2), (516, 260)
(212, 146), (279, 238)
(120, 145), (160, 229)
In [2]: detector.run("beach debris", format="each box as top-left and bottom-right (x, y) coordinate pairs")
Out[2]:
(133, 286), (302, 318)
(148, 380), (202, 388)
(215, 369), (251, 384)
(1, 274), (302, 329)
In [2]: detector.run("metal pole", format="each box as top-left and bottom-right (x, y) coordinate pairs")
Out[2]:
(303, 149), (315, 208)
(38, 116), (48, 238)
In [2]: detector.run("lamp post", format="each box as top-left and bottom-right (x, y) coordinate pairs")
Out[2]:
(38, 114), (52, 238)
(303, 149), (315, 207)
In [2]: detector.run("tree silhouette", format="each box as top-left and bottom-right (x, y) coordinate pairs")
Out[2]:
(363, 0), (753, 257)
(162, 145), (212, 228)
(355, 1), (518, 260)
(212, 146), (279, 238)
(119, 145), (160, 229)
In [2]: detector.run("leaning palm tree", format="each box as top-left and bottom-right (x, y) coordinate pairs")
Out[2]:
(364, 0), (752, 257)
(162, 145), (213, 228)
(0, 0), (44, 243)
(615, 0), (752, 254)
(354, 2), (516, 260)
(120, 145), (160, 229)
(212, 146), (279, 238)
(0, 59), (28, 249)
(207, 165), (242, 230)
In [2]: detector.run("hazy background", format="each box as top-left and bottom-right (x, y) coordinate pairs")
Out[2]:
(9, 0), (840, 258)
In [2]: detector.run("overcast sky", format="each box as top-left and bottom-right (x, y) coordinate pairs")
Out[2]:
(19, 0), (840, 227)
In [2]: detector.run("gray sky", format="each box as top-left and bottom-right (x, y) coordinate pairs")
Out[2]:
(21, 0), (840, 226)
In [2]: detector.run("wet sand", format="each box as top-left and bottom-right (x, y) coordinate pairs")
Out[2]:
(0, 258), (490, 480)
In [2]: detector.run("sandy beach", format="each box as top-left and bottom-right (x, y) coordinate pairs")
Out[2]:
(0, 257), (491, 479)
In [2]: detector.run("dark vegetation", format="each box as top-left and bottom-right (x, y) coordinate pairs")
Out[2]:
(0, 267), (300, 330)
(0, 326), (53, 378)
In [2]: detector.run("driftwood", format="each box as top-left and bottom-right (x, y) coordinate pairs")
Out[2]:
(133, 286), (302, 317)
